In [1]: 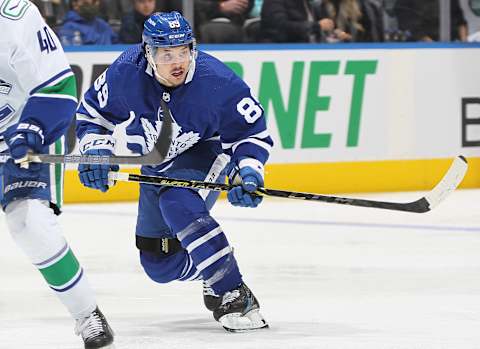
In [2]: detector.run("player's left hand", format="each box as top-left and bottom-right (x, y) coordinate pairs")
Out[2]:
(4, 122), (44, 178)
(227, 165), (264, 208)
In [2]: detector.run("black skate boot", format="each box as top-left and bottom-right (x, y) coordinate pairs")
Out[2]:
(75, 307), (114, 349)
(203, 281), (222, 311)
(213, 283), (269, 332)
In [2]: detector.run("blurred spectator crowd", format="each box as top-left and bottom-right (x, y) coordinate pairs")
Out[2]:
(34, 0), (474, 45)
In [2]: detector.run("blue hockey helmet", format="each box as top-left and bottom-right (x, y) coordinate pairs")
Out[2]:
(142, 11), (195, 48)
(143, 11), (197, 86)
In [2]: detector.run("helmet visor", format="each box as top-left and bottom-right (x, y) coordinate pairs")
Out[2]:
(150, 45), (192, 65)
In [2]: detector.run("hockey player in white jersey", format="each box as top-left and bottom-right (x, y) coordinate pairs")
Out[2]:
(0, 1), (114, 348)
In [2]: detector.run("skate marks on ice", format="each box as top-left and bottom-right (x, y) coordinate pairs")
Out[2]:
(90, 311), (480, 349)
(96, 313), (370, 349)
(1, 190), (480, 349)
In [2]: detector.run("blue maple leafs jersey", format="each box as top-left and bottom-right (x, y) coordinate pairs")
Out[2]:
(76, 45), (273, 172)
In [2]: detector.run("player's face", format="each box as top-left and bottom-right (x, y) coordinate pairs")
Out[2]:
(154, 45), (192, 87)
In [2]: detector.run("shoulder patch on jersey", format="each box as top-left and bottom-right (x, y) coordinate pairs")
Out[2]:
(0, 79), (13, 95)
(0, 0), (31, 20)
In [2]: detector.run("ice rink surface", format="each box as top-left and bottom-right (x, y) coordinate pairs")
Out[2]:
(1, 189), (480, 349)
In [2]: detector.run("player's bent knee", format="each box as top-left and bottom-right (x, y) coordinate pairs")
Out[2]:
(4, 199), (66, 263)
(139, 250), (189, 284)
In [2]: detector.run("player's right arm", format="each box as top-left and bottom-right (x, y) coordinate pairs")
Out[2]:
(75, 64), (130, 192)
(76, 64), (129, 153)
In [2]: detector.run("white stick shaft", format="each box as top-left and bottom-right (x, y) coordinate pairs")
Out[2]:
(108, 172), (129, 181)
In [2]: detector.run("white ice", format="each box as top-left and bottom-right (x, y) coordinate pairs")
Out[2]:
(1, 189), (480, 349)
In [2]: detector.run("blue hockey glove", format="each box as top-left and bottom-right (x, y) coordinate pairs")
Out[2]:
(78, 134), (119, 192)
(4, 122), (44, 178)
(227, 159), (264, 208)
(78, 149), (119, 192)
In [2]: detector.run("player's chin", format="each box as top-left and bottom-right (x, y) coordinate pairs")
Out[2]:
(169, 73), (187, 86)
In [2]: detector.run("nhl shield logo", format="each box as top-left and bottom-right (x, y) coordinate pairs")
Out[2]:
(0, 79), (12, 95)
(162, 92), (171, 102)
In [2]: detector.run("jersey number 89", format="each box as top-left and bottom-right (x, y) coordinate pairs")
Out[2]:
(237, 97), (262, 124)
(94, 71), (109, 108)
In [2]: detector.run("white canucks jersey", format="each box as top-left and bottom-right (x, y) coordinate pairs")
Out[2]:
(0, 0), (77, 152)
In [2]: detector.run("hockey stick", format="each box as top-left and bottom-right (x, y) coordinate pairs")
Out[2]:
(0, 100), (173, 166)
(109, 156), (468, 213)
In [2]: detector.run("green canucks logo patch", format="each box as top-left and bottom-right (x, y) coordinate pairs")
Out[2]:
(1, 0), (31, 20)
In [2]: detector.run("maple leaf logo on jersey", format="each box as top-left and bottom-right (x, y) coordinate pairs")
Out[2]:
(141, 117), (161, 153)
(167, 129), (201, 160)
(140, 111), (200, 162)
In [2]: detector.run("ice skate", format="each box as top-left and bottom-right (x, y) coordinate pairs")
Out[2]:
(75, 307), (115, 349)
(203, 281), (222, 311)
(213, 283), (269, 332)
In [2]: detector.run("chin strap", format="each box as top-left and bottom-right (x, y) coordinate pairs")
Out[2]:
(184, 56), (196, 84)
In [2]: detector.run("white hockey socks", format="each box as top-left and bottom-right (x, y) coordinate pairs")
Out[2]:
(5, 199), (96, 319)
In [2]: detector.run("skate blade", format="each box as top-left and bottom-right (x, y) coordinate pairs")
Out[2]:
(220, 309), (269, 333)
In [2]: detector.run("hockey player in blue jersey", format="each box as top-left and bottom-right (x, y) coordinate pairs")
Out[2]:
(76, 11), (272, 332)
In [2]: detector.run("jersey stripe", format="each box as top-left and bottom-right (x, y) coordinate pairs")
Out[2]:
(33, 93), (77, 103)
(33, 74), (77, 101)
(77, 98), (117, 131)
(29, 68), (73, 95)
(231, 137), (272, 153)
(221, 130), (270, 148)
